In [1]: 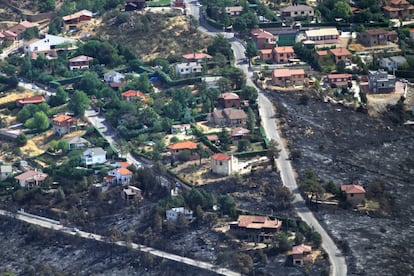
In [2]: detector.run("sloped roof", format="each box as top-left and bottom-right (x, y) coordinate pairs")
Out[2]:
(236, 215), (282, 230)
(273, 46), (294, 54)
(182, 53), (212, 60)
(330, 48), (351, 57)
(52, 114), (74, 123)
(219, 92), (240, 100)
(15, 170), (47, 181)
(69, 55), (93, 62)
(212, 153), (231, 161)
(272, 68), (305, 78)
(167, 141), (198, 150)
(116, 162), (131, 168)
(291, 244), (312, 255)
(231, 127), (250, 137)
(63, 10), (93, 21)
(16, 95), (45, 105)
(281, 4), (313, 12)
(341, 184), (366, 194)
(117, 167), (132, 175)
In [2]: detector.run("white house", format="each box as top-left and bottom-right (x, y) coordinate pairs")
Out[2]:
(166, 207), (194, 222)
(175, 62), (202, 76)
(106, 167), (133, 185)
(81, 147), (106, 166)
(380, 56), (407, 72)
(104, 70), (125, 83)
(23, 34), (77, 56)
(211, 153), (239, 176)
(14, 170), (48, 188)
(0, 165), (12, 180)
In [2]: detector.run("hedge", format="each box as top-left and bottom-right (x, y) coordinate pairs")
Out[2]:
(259, 126), (270, 148)
(232, 149), (268, 158)
(395, 70), (414, 79)
(51, 75), (83, 86)
(154, 70), (202, 86)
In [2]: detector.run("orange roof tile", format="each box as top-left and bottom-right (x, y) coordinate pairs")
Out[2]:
(237, 215), (282, 230)
(212, 153), (231, 161)
(16, 95), (45, 105)
(273, 46), (294, 54)
(52, 114), (74, 123)
(330, 48), (351, 57)
(117, 167), (132, 175)
(182, 53), (212, 60)
(167, 141), (198, 150)
(341, 184), (366, 194)
(116, 162), (131, 168)
(291, 244), (312, 255)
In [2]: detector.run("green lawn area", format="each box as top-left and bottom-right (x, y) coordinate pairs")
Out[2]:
(146, 0), (171, 7)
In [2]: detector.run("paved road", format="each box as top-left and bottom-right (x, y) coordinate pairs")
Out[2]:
(184, 1), (347, 275)
(0, 209), (240, 276)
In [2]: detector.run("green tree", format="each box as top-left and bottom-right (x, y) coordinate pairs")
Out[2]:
(40, 0), (55, 12)
(218, 128), (232, 151)
(240, 86), (258, 104)
(333, 1), (351, 20)
(15, 134), (27, 146)
(57, 139), (69, 152)
(49, 87), (68, 106)
(22, 27), (39, 40)
(26, 111), (49, 130)
(69, 90), (90, 117)
(246, 107), (256, 133)
(336, 60), (346, 73)
(217, 77), (232, 92)
(245, 39), (259, 68)
(237, 139), (250, 152)
(207, 34), (233, 61)
(236, 253), (253, 275)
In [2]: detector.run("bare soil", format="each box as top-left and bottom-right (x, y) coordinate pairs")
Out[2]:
(269, 91), (414, 275)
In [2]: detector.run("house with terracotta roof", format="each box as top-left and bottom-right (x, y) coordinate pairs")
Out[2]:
(272, 68), (305, 86)
(106, 167), (133, 185)
(52, 114), (77, 136)
(273, 46), (295, 63)
(182, 53), (213, 62)
(326, 74), (352, 87)
(208, 108), (247, 126)
(329, 48), (351, 64)
(167, 141), (198, 156)
(15, 170), (48, 188)
(225, 6), (243, 16)
(290, 244), (312, 265)
(230, 215), (282, 242)
(8, 21), (39, 40)
(69, 55), (93, 70)
(410, 29), (414, 40)
(315, 50), (328, 61)
(218, 92), (241, 108)
(341, 184), (366, 205)
(113, 161), (131, 168)
(383, 0), (414, 19)
(280, 4), (314, 19)
(1, 30), (17, 46)
(259, 49), (273, 62)
(207, 135), (219, 144)
(16, 95), (45, 107)
(121, 90), (147, 102)
(251, 29), (276, 49)
(63, 10), (93, 31)
(211, 153), (239, 176)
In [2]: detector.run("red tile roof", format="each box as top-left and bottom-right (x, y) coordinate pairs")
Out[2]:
(121, 90), (146, 98)
(272, 68), (305, 78)
(231, 127), (250, 137)
(52, 114), (74, 123)
(219, 92), (240, 100)
(260, 49), (273, 55)
(117, 167), (132, 175)
(330, 48), (351, 57)
(212, 153), (231, 161)
(167, 141), (198, 150)
(237, 215), (282, 230)
(69, 55), (93, 62)
(341, 184), (366, 194)
(16, 95), (45, 105)
(291, 244), (312, 255)
(63, 10), (93, 21)
(15, 170), (48, 181)
(273, 46), (294, 54)
(116, 162), (131, 168)
(327, 73), (352, 79)
(207, 135), (219, 141)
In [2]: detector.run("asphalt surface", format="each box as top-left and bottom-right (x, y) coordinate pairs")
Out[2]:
(184, 1), (348, 275)
(0, 209), (240, 276)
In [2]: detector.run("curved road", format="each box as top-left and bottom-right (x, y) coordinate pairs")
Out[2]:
(0, 209), (240, 276)
(185, 1), (347, 275)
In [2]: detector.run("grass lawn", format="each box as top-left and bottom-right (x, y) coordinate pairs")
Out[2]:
(146, 0), (171, 7)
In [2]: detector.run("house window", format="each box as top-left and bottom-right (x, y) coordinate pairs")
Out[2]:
(350, 194), (354, 197)
(219, 161), (223, 165)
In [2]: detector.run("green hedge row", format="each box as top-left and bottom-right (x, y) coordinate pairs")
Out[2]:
(154, 70), (202, 86)
(232, 149), (268, 158)
(51, 75), (83, 86)
(395, 70), (414, 79)
(259, 126), (270, 148)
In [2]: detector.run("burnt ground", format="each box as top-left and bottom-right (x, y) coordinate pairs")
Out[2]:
(270, 91), (414, 275)
(0, 218), (216, 276)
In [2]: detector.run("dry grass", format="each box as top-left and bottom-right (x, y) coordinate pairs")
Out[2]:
(20, 139), (44, 157)
(20, 130), (54, 157)
(366, 93), (401, 116)
(0, 90), (37, 105)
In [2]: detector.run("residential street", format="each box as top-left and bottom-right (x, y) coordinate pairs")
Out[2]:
(184, 1), (347, 275)
(0, 209), (240, 276)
